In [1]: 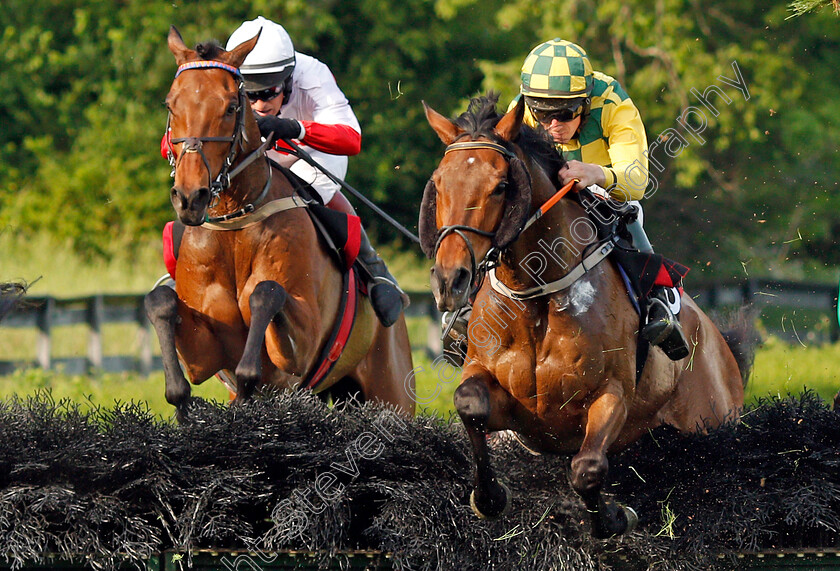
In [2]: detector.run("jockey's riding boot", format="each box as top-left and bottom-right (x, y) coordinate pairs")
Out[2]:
(326, 192), (408, 328)
(357, 227), (409, 328)
(441, 307), (471, 367)
(642, 286), (690, 360)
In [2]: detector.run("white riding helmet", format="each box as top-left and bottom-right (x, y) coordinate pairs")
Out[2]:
(226, 16), (296, 92)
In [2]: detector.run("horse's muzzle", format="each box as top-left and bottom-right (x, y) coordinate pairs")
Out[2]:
(171, 186), (211, 226)
(431, 265), (472, 312)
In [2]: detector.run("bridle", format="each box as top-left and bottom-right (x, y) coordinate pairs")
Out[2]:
(433, 140), (517, 297)
(434, 139), (579, 301)
(165, 60), (273, 220)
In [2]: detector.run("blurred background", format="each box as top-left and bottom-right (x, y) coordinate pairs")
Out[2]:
(1, 0), (839, 416)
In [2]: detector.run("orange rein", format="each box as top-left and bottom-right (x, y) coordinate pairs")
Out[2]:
(520, 178), (580, 233)
(540, 179), (578, 215)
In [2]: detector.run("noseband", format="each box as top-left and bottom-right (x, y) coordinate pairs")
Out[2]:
(435, 140), (518, 296)
(166, 61), (271, 213)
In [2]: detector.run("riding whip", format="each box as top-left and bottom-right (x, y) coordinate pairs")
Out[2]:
(280, 138), (421, 245)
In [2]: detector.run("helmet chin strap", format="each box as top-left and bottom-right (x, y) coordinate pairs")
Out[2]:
(575, 96), (592, 137)
(282, 74), (293, 102)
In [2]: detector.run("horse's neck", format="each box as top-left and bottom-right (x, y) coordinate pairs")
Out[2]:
(497, 179), (591, 290)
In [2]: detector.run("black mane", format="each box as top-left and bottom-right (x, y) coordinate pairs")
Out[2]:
(453, 92), (566, 184)
(195, 41), (224, 60)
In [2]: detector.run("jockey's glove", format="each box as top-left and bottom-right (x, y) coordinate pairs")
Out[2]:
(256, 115), (305, 145)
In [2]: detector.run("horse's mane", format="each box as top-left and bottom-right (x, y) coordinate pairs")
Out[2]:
(453, 92), (566, 184)
(195, 41), (224, 60)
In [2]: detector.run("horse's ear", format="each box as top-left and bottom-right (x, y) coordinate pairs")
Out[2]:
(168, 26), (193, 65)
(225, 30), (261, 69)
(423, 101), (463, 145)
(494, 97), (525, 142)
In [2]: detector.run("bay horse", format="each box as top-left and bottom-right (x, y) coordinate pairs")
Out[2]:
(144, 27), (414, 421)
(420, 94), (750, 537)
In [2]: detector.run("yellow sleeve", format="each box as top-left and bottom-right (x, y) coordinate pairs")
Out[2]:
(600, 98), (649, 201)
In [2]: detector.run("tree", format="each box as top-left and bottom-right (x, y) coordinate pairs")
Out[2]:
(1, 0), (838, 283)
(474, 0), (840, 280)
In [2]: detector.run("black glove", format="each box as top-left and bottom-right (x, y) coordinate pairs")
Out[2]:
(256, 115), (302, 145)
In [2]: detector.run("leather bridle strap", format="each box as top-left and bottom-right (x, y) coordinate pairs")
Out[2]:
(444, 140), (517, 160)
(167, 61), (267, 207)
(434, 140), (517, 296)
(433, 225), (496, 285)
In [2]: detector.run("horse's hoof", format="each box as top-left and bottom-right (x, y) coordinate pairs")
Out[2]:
(174, 406), (191, 425)
(622, 505), (638, 534)
(592, 500), (638, 539)
(174, 396), (212, 424)
(470, 481), (511, 519)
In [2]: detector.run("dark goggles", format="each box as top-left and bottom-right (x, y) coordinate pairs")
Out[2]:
(246, 85), (284, 102)
(530, 101), (585, 124)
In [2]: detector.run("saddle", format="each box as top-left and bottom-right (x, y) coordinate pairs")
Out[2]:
(574, 188), (690, 378)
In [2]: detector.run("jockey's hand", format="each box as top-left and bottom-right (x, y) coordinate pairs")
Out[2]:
(256, 115), (304, 145)
(559, 160), (606, 191)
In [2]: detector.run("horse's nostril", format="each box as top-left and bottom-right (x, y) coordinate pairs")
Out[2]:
(171, 187), (186, 210)
(451, 267), (472, 296)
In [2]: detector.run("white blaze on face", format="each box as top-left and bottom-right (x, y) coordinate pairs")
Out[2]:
(467, 157), (475, 165)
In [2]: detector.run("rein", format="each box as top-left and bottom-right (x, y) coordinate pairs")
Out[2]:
(166, 60), (273, 221)
(439, 139), (597, 302)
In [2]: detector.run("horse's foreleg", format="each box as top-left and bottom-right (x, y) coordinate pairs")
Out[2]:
(571, 390), (637, 538)
(235, 280), (287, 400)
(145, 285), (191, 421)
(454, 373), (510, 519)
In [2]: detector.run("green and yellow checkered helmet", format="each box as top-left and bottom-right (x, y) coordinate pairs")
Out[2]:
(520, 39), (594, 99)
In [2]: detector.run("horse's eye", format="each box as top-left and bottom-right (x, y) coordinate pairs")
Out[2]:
(492, 181), (508, 196)
(226, 103), (238, 116)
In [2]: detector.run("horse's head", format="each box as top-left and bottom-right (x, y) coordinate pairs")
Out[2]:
(420, 96), (533, 311)
(165, 26), (260, 226)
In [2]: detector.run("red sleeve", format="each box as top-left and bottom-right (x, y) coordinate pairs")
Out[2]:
(298, 121), (361, 156)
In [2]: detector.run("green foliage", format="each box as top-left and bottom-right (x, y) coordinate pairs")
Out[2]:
(475, 0), (840, 281)
(0, 0), (838, 282)
(787, 0), (840, 17)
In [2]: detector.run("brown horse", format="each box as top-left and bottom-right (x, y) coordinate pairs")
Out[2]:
(144, 27), (415, 421)
(420, 95), (750, 537)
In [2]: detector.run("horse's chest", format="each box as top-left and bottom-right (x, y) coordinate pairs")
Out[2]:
(494, 312), (609, 417)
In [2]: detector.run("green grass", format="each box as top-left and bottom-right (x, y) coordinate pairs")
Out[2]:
(746, 335), (839, 404)
(2, 230), (839, 420)
(0, 338), (836, 421)
(0, 351), (454, 421)
(0, 228), (432, 296)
